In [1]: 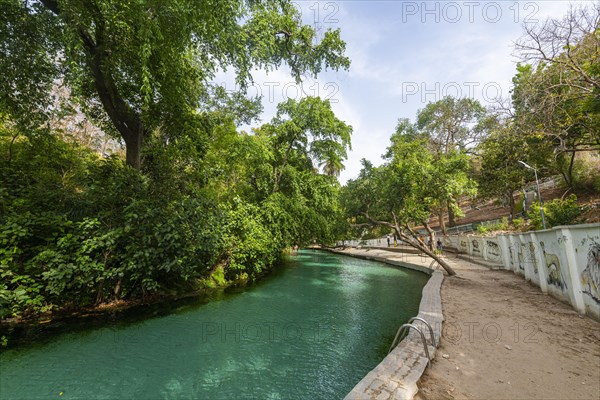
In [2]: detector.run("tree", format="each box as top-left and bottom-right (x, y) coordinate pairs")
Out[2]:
(266, 97), (352, 191)
(0, 0), (350, 170)
(475, 122), (530, 221)
(513, 4), (600, 187)
(196, 97), (352, 247)
(416, 97), (487, 155)
(341, 135), (470, 276)
(414, 97), (488, 230)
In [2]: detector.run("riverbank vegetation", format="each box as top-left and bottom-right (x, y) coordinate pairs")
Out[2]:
(0, 0), (351, 320)
(1, 2), (597, 320)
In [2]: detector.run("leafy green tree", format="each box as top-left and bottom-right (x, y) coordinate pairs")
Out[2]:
(203, 97), (351, 247)
(415, 97), (488, 229)
(416, 97), (487, 155)
(266, 97), (352, 191)
(529, 194), (581, 230)
(475, 122), (530, 221)
(1, 0), (350, 170)
(342, 135), (469, 276)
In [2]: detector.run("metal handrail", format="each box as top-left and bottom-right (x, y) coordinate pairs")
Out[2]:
(408, 317), (436, 347)
(388, 323), (431, 365)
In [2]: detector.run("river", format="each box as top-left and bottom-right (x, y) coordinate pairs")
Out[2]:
(0, 250), (428, 399)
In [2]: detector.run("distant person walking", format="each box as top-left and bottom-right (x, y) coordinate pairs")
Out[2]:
(386, 235), (390, 247)
(436, 239), (443, 253)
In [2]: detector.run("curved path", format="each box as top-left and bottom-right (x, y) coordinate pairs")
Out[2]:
(334, 247), (600, 400)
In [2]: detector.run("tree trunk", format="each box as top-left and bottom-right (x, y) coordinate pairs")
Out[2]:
(361, 213), (457, 276)
(273, 136), (298, 193)
(422, 221), (435, 252)
(447, 199), (456, 227)
(438, 207), (447, 234)
(419, 240), (456, 275)
(125, 130), (143, 171)
(566, 150), (576, 189)
(508, 191), (516, 222)
(95, 281), (105, 305)
(41, 0), (145, 171)
(114, 277), (123, 299)
(394, 226), (456, 276)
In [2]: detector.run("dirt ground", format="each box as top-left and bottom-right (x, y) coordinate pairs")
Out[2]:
(415, 260), (600, 400)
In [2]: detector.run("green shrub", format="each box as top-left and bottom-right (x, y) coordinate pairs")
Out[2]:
(529, 194), (581, 230)
(222, 199), (279, 283)
(476, 218), (509, 234)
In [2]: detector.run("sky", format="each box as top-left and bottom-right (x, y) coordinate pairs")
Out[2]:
(215, 0), (590, 184)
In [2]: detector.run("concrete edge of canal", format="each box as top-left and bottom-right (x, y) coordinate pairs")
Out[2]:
(324, 248), (444, 400)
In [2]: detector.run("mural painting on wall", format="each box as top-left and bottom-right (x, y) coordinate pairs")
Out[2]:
(581, 240), (600, 305)
(460, 240), (468, 252)
(518, 242), (526, 271)
(540, 241), (567, 291)
(486, 240), (501, 261)
(472, 240), (481, 254)
(528, 242), (538, 274)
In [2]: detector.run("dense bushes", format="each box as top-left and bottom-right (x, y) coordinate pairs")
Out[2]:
(0, 133), (299, 319)
(0, 96), (351, 319)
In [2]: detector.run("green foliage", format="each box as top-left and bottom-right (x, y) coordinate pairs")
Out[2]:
(1, 0), (354, 321)
(475, 217), (527, 234)
(512, 218), (526, 230)
(529, 195), (581, 230)
(1, 0), (350, 169)
(343, 130), (475, 233)
(223, 200), (278, 282)
(416, 96), (488, 154)
(0, 94), (351, 319)
(476, 218), (510, 234)
(570, 156), (600, 193)
(512, 6), (599, 188)
(475, 126), (528, 205)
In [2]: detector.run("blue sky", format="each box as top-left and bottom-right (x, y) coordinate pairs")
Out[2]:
(216, 1), (587, 183)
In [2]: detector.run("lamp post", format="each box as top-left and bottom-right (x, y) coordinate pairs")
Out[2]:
(518, 161), (546, 229)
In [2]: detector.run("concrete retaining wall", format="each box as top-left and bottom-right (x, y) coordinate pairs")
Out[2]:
(442, 223), (600, 320)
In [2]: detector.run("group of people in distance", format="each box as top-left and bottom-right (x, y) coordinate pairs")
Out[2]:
(386, 234), (443, 253)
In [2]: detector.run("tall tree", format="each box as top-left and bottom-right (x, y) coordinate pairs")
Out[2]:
(0, 0), (350, 170)
(416, 97), (487, 155)
(266, 97), (352, 191)
(341, 134), (475, 276)
(415, 97), (487, 229)
(513, 4), (600, 187)
(475, 122), (531, 220)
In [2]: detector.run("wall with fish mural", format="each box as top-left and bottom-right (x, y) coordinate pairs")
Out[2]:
(442, 223), (600, 321)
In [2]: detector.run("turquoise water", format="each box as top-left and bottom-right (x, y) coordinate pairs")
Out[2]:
(0, 250), (428, 399)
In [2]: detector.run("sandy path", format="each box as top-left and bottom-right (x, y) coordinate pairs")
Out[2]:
(415, 258), (600, 400)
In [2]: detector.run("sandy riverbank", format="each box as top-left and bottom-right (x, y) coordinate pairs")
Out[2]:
(333, 247), (600, 400)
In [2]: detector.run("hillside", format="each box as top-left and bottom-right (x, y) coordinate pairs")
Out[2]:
(429, 180), (600, 232)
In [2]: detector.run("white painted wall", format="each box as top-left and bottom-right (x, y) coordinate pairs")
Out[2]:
(441, 224), (600, 320)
